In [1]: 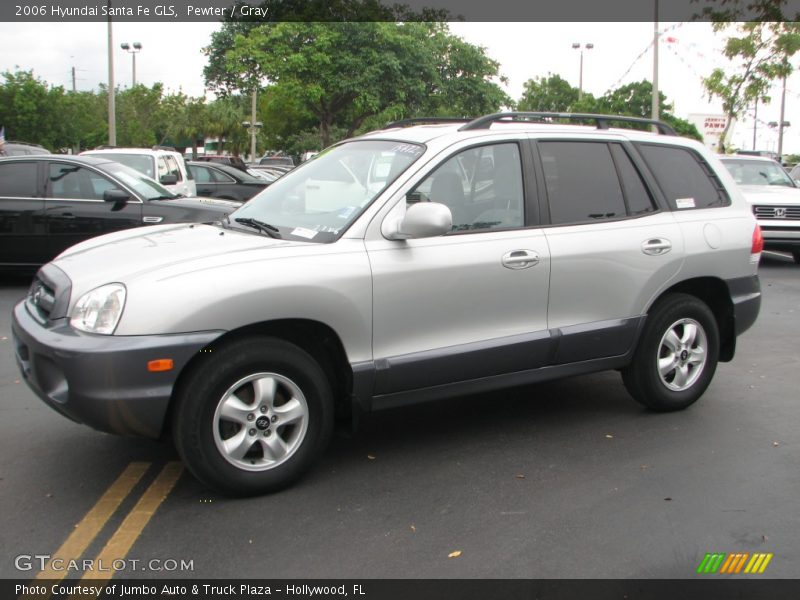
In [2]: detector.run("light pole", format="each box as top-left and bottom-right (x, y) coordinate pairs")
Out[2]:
(571, 42), (594, 100)
(242, 120), (263, 163)
(120, 42), (142, 86)
(107, 1), (115, 146)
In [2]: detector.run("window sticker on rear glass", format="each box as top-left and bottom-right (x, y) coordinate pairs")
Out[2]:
(676, 197), (696, 209)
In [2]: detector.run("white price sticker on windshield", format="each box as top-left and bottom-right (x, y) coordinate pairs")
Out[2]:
(676, 197), (696, 209)
(291, 227), (318, 240)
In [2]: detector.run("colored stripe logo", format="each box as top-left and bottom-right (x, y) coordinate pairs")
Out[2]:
(697, 552), (773, 574)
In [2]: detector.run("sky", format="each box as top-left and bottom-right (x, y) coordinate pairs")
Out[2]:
(1, 20), (799, 154)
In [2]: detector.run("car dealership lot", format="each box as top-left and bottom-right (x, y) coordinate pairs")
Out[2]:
(1, 255), (799, 580)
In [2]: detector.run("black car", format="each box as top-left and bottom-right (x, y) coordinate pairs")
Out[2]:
(0, 155), (238, 268)
(192, 155), (249, 173)
(187, 161), (269, 202)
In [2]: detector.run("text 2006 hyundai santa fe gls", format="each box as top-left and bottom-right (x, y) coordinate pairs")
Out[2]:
(12, 113), (762, 495)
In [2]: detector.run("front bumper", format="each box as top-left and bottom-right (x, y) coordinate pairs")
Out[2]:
(12, 300), (223, 439)
(759, 224), (800, 251)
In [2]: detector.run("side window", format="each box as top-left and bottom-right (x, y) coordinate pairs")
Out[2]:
(539, 141), (627, 225)
(609, 144), (656, 216)
(407, 143), (524, 232)
(48, 164), (113, 201)
(0, 162), (39, 197)
(210, 168), (235, 183)
(636, 144), (730, 209)
(164, 156), (183, 182)
(157, 157), (170, 180)
(192, 165), (213, 184)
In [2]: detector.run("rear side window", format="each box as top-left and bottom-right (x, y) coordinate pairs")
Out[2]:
(636, 144), (729, 210)
(0, 162), (38, 197)
(539, 141), (627, 224)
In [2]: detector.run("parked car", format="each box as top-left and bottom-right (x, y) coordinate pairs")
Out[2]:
(80, 147), (197, 198)
(246, 168), (280, 183)
(720, 155), (800, 263)
(259, 155), (295, 167)
(188, 161), (270, 202)
(0, 155), (237, 268)
(12, 112), (761, 495)
(193, 154), (249, 173)
(0, 141), (51, 156)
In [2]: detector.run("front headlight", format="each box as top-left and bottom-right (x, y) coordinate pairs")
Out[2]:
(70, 283), (127, 335)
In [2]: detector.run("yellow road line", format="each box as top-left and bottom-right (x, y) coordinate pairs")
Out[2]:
(79, 461), (183, 583)
(34, 462), (150, 582)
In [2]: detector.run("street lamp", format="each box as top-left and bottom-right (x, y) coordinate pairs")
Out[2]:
(571, 42), (594, 100)
(120, 42), (142, 86)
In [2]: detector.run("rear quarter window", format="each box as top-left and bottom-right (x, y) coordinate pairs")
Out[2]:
(636, 143), (729, 210)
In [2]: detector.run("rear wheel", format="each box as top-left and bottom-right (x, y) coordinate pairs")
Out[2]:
(173, 336), (334, 495)
(622, 294), (719, 412)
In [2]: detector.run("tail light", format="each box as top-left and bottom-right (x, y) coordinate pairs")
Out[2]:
(751, 224), (763, 263)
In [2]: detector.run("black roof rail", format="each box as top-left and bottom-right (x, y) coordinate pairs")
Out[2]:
(458, 112), (677, 136)
(385, 117), (473, 129)
(94, 145), (118, 149)
(152, 145), (177, 151)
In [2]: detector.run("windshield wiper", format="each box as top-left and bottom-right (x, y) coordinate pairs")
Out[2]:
(234, 217), (282, 238)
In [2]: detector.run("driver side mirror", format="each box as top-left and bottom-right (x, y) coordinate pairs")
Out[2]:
(160, 174), (178, 185)
(385, 202), (452, 240)
(103, 189), (131, 203)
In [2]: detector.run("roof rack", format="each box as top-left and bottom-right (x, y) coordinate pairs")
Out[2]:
(385, 117), (473, 129)
(93, 145), (118, 149)
(458, 112), (677, 136)
(152, 145), (177, 151)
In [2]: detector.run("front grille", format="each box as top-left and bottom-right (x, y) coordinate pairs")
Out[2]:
(753, 205), (800, 220)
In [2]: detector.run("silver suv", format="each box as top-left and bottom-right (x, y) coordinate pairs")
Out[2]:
(12, 113), (762, 495)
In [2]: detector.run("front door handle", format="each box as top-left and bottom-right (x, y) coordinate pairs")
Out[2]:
(502, 250), (540, 269)
(642, 238), (672, 256)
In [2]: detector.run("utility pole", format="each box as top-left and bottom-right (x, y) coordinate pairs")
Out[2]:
(778, 75), (787, 158)
(72, 66), (76, 92)
(651, 0), (659, 122)
(107, 0), (116, 146)
(251, 88), (257, 162)
(753, 99), (758, 150)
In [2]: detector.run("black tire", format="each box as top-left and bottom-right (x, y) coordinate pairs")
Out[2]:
(622, 293), (719, 412)
(172, 336), (334, 496)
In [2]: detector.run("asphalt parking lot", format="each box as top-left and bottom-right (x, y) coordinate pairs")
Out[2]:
(1, 254), (798, 583)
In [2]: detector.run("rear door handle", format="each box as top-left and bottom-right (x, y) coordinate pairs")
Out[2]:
(502, 250), (540, 269)
(642, 238), (672, 256)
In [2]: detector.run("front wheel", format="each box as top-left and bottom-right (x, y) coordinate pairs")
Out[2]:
(622, 294), (719, 412)
(173, 336), (334, 495)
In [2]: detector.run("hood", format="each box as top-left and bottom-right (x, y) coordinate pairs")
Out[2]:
(738, 185), (800, 205)
(53, 223), (313, 292)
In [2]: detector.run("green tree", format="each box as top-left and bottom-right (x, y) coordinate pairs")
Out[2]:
(218, 22), (507, 147)
(518, 74), (581, 112)
(595, 81), (702, 141)
(704, 20), (800, 152)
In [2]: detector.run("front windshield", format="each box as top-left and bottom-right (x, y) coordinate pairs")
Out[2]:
(99, 162), (176, 200)
(231, 140), (425, 242)
(722, 159), (795, 187)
